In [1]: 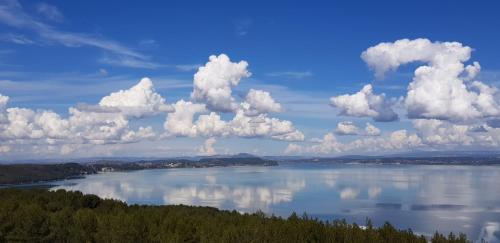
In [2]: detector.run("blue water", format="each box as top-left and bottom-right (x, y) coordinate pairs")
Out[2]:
(52, 162), (500, 242)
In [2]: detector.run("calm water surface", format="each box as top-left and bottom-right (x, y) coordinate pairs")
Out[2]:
(52, 162), (500, 242)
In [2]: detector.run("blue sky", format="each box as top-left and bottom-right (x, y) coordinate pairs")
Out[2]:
(1, 0), (500, 159)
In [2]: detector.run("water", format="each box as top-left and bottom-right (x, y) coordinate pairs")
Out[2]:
(52, 162), (500, 242)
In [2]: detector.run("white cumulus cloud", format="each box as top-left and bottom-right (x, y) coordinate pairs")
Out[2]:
(164, 100), (206, 137)
(0, 79), (166, 156)
(198, 137), (217, 156)
(334, 121), (359, 135)
(332, 121), (381, 136)
(191, 54), (251, 112)
(241, 89), (282, 116)
(365, 122), (381, 136)
(413, 119), (473, 146)
(362, 38), (500, 121)
(285, 129), (422, 155)
(330, 84), (398, 122)
(99, 77), (173, 117)
(229, 110), (304, 141)
(163, 54), (303, 142)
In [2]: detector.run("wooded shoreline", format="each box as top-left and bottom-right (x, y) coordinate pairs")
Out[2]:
(0, 156), (277, 185)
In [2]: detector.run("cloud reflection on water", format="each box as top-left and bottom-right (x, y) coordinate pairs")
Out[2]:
(163, 179), (305, 210)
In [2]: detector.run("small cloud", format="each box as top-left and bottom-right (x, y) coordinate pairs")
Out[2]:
(198, 138), (217, 156)
(235, 18), (252, 36)
(377, 84), (406, 90)
(0, 33), (35, 45)
(334, 121), (359, 136)
(364, 122), (381, 136)
(101, 54), (200, 72)
(99, 68), (108, 76)
(139, 39), (159, 48)
(267, 71), (313, 79)
(173, 64), (201, 72)
(36, 2), (64, 22)
(100, 55), (163, 69)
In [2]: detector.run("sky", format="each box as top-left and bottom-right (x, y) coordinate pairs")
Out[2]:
(1, 0), (500, 159)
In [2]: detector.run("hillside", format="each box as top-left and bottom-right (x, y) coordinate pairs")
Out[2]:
(0, 189), (468, 243)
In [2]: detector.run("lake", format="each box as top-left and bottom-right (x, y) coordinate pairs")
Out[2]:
(52, 162), (500, 242)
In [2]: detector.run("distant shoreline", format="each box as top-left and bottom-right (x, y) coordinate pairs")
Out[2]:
(2, 155), (500, 186)
(0, 155), (278, 186)
(281, 156), (500, 165)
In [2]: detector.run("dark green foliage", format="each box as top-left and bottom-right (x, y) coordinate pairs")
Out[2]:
(0, 157), (277, 185)
(431, 231), (468, 243)
(0, 163), (95, 184)
(0, 189), (469, 243)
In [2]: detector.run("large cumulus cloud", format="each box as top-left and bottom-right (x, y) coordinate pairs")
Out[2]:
(164, 54), (304, 142)
(362, 38), (500, 121)
(191, 54), (250, 112)
(99, 77), (174, 117)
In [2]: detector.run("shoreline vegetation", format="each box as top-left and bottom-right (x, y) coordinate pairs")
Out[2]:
(0, 155), (278, 185)
(1, 155), (500, 186)
(0, 189), (468, 243)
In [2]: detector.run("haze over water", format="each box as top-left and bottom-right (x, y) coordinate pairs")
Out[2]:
(53, 163), (500, 242)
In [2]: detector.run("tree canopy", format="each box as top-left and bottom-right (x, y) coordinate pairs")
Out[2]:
(0, 189), (468, 243)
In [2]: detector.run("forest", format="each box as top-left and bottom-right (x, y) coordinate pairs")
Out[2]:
(0, 188), (468, 243)
(0, 163), (95, 185)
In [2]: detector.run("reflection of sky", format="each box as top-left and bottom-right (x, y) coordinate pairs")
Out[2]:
(52, 163), (500, 242)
